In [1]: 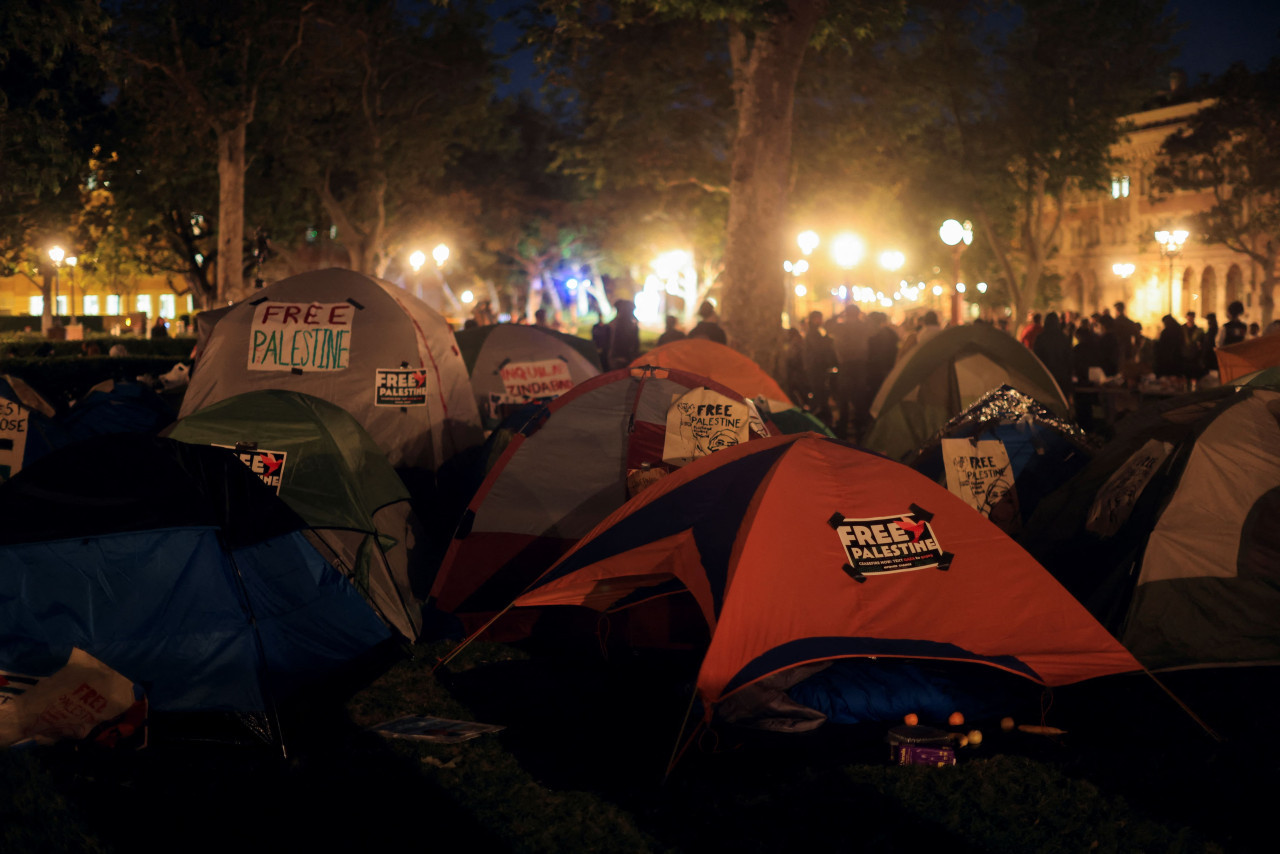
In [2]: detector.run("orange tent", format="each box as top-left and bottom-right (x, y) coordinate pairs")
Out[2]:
(1216, 334), (1280, 384)
(632, 339), (791, 407)
(511, 434), (1141, 722)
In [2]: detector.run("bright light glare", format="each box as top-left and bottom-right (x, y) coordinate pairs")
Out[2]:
(977, 282), (988, 293)
(653, 249), (691, 279)
(567, 278), (578, 290)
(794, 284), (807, 297)
(1112, 263), (1135, 278)
(839, 285), (848, 300)
(956, 283), (966, 293)
(409, 250), (426, 272)
(939, 220), (965, 246)
(794, 259), (809, 274)
(879, 250), (905, 272)
(432, 243), (450, 266)
(797, 230), (820, 255)
(460, 290), (474, 304)
(67, 256), (77, 268)
(49, 246), (64, 264)
(783, 260), (794, 273)
(932, 284), (943, 296)
(832, 233), (865, 269)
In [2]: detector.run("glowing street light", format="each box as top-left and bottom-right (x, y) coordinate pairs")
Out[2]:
(797, 230), (820, 256)
(878, 250), (905, 272)
(939, 219), (974, 325)
(460, 290), (475, 304)
(1154, 229), (1188, 315)
(832, 233), (865, 269)
(794, 283), (808, 298)
(432, 243), (450, 267)
(1112, 262), (1135, 279)
(409, 250), (426, 272)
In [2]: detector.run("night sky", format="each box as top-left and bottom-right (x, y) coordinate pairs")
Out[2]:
(491, 1), (1280, 97)
(1168, 0), (1280, 79)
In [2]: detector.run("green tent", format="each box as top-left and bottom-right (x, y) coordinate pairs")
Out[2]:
(864, 325), (1069, 461)
(167, 389), (427, 641)
(1232, 365), (1280, 389)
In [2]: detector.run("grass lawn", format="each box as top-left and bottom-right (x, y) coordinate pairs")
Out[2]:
(4, 639), (1271, 853)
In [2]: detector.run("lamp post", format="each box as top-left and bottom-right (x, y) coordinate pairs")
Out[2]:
(66, 256), (78, 326)
(48, 246), (65, 326)
(939, 219), (973, 326)
(409, 250), (426, 299)
(1154, 229), (1188, 317)
(432, 242), (463, 316)
(832, 232), (865, 316)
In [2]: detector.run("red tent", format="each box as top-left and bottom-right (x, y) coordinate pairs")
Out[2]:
(510, 434), (1141, 721)
(429, 367), (770, 634)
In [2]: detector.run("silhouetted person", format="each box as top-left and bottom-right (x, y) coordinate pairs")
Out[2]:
(1153, 315), (1186, 378)
(801, 311), (836, 426)
(1219, 300), (1247, 347)
(657, 315), (686, 346)
(1033, 312), (1073, 400)
(606, 300), (640, 370)
(687, 300), (727, 344)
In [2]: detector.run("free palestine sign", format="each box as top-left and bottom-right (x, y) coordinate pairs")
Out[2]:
(247, 302), (353, 372)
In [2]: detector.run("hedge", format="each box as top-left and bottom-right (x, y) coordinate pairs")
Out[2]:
(0, 355), (193, 410)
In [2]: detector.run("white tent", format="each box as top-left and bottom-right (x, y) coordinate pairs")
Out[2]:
(179, 268), (482, 471)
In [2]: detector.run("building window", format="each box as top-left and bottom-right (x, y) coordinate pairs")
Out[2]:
(106, 294), (121, 315)
(159, 294), (176, 319)
(1111, 175), (1130, 199)
(186, 295), (195, 314)
(83, 295), (100, 315)
(136, 294), (152, 315)
(56, 295), (68, 316)
(29, 296), (43, 316)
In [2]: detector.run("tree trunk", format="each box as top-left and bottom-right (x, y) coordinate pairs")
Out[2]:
(721, 1), (825, 374)
(40, 269), (55, 334)
(216, 122), (248, 304)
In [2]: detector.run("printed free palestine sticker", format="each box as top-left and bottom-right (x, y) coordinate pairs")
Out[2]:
(375, 368), (429, 406)
(213, 445), (288, 493)
(830, 504), (953, 582)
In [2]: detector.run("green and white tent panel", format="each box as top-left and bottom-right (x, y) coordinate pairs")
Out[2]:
(1025, 386), (1280, 671)
(167, 389), (429, 641)
(179, 268), (483, 472)
(865, 324), (1069, 462)
(454, 323), (602, 429)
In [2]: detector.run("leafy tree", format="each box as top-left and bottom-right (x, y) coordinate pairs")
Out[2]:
(0, 0), (109, 330)
(1155, 60), (1280, 324)
(893, 0), (1174, 322)
(260, 0), (503, 279)
(109, 0), (312, 306)
(533, 0), (902, 371)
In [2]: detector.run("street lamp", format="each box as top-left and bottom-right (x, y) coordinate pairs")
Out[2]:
(48, 246), (66, 327)
(65, 255), (79, 326)
(797, 230), (820, 256)
(431, 243), (463, 316)
(409, 250), (426, 299)
(1154, 229), (1188, 316)
(432, 243), (450, 268)
(939, 219), (974, 326)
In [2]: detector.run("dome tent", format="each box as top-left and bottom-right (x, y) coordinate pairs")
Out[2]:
(1024, 386), (1280, 670)
(631, 338), (834, 436)
(167, 389), (431, 641)
(454, 323), (602, 429)
(907, 385), (1091, 535)
(179, 268), (482, 472)
(865, 324), (1069, 462)
(0, 435), (390, 723)
(428, 367), (770, 635)
(478, 434), (1138, 733)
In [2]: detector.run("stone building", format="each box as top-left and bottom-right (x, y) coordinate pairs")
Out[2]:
(1054, 94), (1264, 332)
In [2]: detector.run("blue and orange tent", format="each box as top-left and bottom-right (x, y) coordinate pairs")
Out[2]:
(494, 433), (1140, 729)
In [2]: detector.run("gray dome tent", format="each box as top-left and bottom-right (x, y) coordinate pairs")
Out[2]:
(180, 268), (482, 472)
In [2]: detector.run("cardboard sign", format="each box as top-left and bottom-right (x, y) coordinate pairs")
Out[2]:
(662, 388), (750, 466)
(247, 301), (353, 372)
(834, 506), (952, 581)
(0, 398), (29, 483)
(941, 438), (1017, 518)
(214, 445), (288, 493)
(375, 368), (429, 407)
(1087, 439), (1172, 537)
(498, 359), (574, 401)
(0, 648), (139, 748)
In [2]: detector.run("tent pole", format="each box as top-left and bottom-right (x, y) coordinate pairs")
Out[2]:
(433, 603), (516, 672)
(1143, 669), (1222, 742)
(662, 688), (703, 784)
(223, 539), (289, 760)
